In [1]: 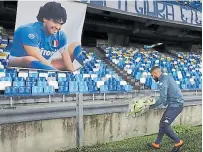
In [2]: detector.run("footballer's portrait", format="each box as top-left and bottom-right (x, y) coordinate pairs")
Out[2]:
(8, 1), (85, 72)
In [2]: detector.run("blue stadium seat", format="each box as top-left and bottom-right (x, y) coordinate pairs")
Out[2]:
(26, 77), (37, 82)
(6, 69), (17, 74)
(37, 77), (47, 81)
(0, 68), (5, 72)
(58, 86), (69, 94)
(18, 87), (31, 95)
(37, 81), (47, 87)
(6, 72), (17, 78)
(145, 77), (152, 88)
(1, 60), (8, 68)
(67, 73), (75, 79)
(32, 86), (43, 95)
(29, 72), (39, 78)
(58, 81), (69, 86)
(44, 86), (55, 95)
(13, 77), (24, 81)
(13, 81), (25, 87)
(58, 77), (67, 82)
(108, 84), (117, 91)
(135, 72), (142, 80)
(67, 77), (76, 81)
(87, 80), (98, 92)
(0, 77), (12, 81)
(180, 82), (186, 90)
(48, 73), (56, 77)
(69, 81), (79, 93)
(78, 81), (88, 93)
(88, 84), (98, 93)
(124, 85), (133, 92)
(198, 83), (202, 89)
(26, 81), (37, 87)
(84, 77), (91, 82)
(100, 85), (108, 92)
(116, 84), (123, 91)
(75, 74), (83, 81)
(11, 86), (19, 95)
(4, 86), (12, 96)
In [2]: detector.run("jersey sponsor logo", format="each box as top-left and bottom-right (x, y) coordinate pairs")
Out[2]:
(51, 40), (59, 48)
(40, 48), (57, 57)
(28, 34), (35, 39)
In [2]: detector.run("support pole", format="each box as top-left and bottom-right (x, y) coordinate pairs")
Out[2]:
(76, 93), (84, 150)
(62, 94), (65, 102)
(10, 97), (13, 107)
(48, 95), (51, 103)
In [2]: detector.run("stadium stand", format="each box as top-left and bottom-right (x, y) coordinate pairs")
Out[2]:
(0, 30), (201, 98)
(166, 0), (202, 12)
(0, 37), (133, 97)
(0, 1), (201, 99)
(0, 2), (202, 151)
(103, 46), (202, 91)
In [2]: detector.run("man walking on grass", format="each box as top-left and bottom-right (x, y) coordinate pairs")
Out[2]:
(147, 66), (184, 152)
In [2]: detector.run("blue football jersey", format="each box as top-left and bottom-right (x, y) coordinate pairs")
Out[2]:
(10, 22), (67, 60)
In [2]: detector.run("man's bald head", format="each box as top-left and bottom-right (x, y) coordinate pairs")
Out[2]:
(150, 66), (161, 73)
(150, 66), (162, 82)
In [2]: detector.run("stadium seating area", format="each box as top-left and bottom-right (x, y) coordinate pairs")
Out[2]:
(0, 39), (133, 97)
(167, 0), (202, 12)
(169, 49), (202, 59)
(104, 46), (202, 91)
(0, 26), (201, 97)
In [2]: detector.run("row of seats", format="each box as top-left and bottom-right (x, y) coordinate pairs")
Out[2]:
(0, 47), (133, 96)
(169, 50), (201, 61)
(5, 86), (55, 96)
(4, 79), (133, 96)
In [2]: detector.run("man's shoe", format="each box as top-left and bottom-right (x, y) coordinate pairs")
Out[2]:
(147, 142), (160, 149)
(170, 140), (184, 152)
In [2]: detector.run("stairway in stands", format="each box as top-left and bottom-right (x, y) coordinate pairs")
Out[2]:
(93, 47), (142, 90)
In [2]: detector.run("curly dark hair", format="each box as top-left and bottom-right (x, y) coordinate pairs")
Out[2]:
(37, 1), (67, 24)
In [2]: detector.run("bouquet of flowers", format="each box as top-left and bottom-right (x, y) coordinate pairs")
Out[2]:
(127, 96), (156, 117)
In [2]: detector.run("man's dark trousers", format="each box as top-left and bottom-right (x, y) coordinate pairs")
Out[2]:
(155, 105), (183, 144)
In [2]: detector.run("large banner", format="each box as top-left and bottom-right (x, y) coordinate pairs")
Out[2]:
(79, 0), (202, 26)
(8, 1), (87, 72)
